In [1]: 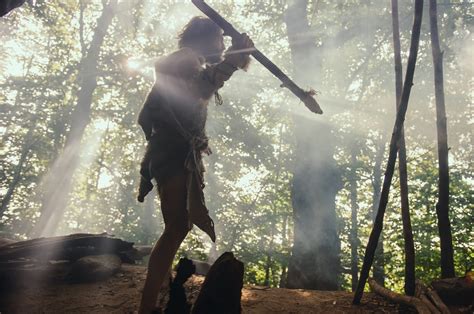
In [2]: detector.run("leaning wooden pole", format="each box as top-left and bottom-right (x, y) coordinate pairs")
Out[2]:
(391, 0), (416, 296)
(429, 0), (455, 279)
(353, 0), (424, 304)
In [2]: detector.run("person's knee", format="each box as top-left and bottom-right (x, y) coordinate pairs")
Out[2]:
(164, 220), (189, 242)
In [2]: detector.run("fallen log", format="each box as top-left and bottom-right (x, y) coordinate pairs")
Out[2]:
(0, 261), (71, 288)
(0, 233), (141, 287)
(368, 278), (431, 314)
(192, 252), (244, 314)
(0, 233), (136, 263)
(431, 276), (474, 306)
(416, 280), (449, 314)
(420, 294), (440, 314)
(0, 238), (16, 247)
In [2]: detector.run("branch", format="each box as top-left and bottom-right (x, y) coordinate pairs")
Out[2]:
(368, 278), (431, 314)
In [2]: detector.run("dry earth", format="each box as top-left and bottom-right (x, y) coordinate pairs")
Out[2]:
(0, 264), (403, 313)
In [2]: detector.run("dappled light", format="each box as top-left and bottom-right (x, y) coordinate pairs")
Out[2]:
(0, 0), (472, 313)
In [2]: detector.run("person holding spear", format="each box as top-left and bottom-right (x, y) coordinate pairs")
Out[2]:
(137, 16), (254, 313)
(137, 2), (321, 312)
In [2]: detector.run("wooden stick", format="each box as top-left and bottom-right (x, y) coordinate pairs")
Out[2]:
(353, 0), (424, 304)
(426, 286), (450, 314)
(191, 0), (322, 115)
(420, 293), (441, 314)
(368, 278), (431, 314)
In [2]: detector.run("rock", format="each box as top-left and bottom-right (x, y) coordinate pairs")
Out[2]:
(68, 254), (122, 283)
(192, 252), (244, 314)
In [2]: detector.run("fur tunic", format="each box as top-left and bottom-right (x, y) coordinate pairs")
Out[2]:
(137, 47), (250, 242)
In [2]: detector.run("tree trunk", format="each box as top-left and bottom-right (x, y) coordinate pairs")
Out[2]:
(349, 146), (359, 292)
(372, 139), (385, 286)
(264, 219), (275, 286)
(353, 0), (424, 304)
(1, 57), (35, 219)
(0, 127), (33, 219)
(391, 0), (416, 296)
(429, 0), (455, 279)
(32, 0), (118, 237)
(285, 0), (341, 291)
(279, 214), (288, 288)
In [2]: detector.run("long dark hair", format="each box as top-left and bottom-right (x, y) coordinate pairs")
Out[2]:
(177, 16), (222, 49)
(178, 17), (224, 105)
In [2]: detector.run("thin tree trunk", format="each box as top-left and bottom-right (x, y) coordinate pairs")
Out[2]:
(285, 0), (341, 291)
(32, 0), (118, 237)
(372, 138), (385, 286)
(279, 213), (288, 288)
(353, 0), (424, 304)
(391, 0), (416, 296)
(429, 0), (455, 279)
(349, 145), (359, 292)
(0, 128), (33, 218)
(0, 57), (35, 219)
(264, 252), (272, 286)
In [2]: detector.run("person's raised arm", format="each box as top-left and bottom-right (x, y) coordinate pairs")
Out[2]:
(197, 33), (254, 99)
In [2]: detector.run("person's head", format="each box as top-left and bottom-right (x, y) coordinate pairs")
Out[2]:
(178, 16), (224, 64)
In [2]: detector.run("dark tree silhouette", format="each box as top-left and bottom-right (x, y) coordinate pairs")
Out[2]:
(429, 0), (455, 279)
(391, 0), (415, 296)
(353, 0), (424, 304)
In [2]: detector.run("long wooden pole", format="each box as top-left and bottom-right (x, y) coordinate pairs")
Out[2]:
(191, 0), (322, 115)
(391, 0), (416, 296)
(353, 0), (424, 304)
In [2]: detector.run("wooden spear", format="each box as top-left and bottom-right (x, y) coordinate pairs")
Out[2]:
(192, 0), (323, 115)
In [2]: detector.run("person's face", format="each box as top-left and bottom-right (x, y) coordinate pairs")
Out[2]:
(199, 32), (225, 64)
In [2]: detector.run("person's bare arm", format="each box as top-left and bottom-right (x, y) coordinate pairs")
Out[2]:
(197, 34), (254, 99)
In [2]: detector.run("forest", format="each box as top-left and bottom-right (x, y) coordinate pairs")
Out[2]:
(0, 0), (473, 313)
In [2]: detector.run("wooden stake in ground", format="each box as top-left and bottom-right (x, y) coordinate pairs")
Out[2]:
(353, 0), (424, 304)
(429, 0), (455, 279)
(391, 0), (416, 296)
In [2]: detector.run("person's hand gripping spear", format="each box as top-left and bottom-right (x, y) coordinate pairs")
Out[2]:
(192, 0), (323, 114)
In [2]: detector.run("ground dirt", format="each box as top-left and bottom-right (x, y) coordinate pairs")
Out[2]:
(0, 264), (405, 313)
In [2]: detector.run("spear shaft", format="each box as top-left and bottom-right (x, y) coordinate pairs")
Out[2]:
(192, 0), (323, 114)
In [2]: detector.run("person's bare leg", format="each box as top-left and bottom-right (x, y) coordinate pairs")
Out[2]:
(139, 174), (189, 314)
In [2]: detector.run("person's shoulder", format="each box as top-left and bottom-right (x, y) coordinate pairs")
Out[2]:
(170, 47), (204, 61)
(154, 48), (205, 77)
